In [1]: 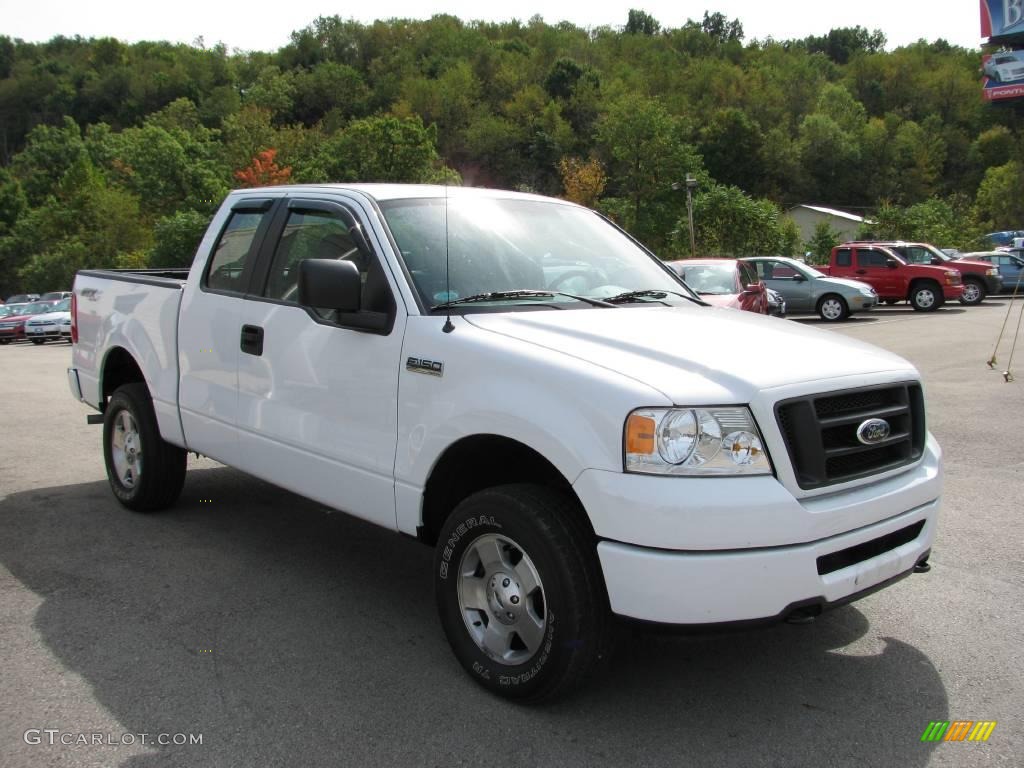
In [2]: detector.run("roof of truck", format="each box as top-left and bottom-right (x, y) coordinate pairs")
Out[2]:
(227, 184), (568, 205)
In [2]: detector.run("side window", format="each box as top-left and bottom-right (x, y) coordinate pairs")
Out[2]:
(262, 205), (394, 326)
(835, 249), (852, 267)
(751, 261), (770, 280)
(738, 262), (758, 287)
(264, 209), (363, 304)
(206, 211), (269, 293)
(857, 249), (887, 268)
(902, 247), (930, 264)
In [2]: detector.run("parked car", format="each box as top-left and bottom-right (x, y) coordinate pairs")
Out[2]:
(667, 258), (769, 314)
(959, 251), (1024, 292)
(985, 230), (1024, 248)
(5, 293), (39, 304)
(822, 243), (963, 310)
(40, 290), (72, 301)
(866, 241), (1001, 305)
(0, 300), (58, 344)
(742, 256), (878, 322)
(69, 184), (941, 702)
(984, 51), (1024, 83)
(25, 297), (71, 344)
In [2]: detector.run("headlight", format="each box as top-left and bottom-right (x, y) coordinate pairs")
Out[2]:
(625, 407), (772, 476)
(859, 286), (876, 297)
(988, 267), (999, 276)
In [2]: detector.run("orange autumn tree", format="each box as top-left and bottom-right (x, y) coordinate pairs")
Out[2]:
(559, 156), (607, 208)
(234, 148), (292, 188)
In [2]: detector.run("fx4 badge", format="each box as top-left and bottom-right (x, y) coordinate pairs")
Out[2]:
(407, 357), (444, 376)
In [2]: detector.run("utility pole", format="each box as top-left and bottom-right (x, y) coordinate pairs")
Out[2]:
(685, 174), (697, 258)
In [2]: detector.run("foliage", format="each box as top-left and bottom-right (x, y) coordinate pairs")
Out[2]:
(234, 148), (293, 187)
(804, 220), (841, 263)
(683, 184), (793, 257)
(150, 210), (214, 267)
(0, 16), (1017, 292)
(859, 197), (983, 250)
(559, 156), (607, 207)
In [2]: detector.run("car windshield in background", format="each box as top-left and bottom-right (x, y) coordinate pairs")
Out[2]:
(675, 263), (738, 295)
(21, 302), (51, 315)
(54, 298), (70, 312)
(379, 197), (691, 310)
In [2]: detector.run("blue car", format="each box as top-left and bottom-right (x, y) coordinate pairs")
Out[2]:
(960, 251), (1024, 292)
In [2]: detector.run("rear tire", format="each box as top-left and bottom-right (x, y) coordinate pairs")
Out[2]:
(434, 484), (615, 702)
(103, 383), (186, 512)
(910, 283), (941, 312)
(959, 279), (985, 306)
(816, 294), (849, 322)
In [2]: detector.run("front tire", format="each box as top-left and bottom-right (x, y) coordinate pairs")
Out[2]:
(103, 383), (186, 511)
(434, 484), (615, 702)
(31, 338), (45, 345)
(959, 279), (985, 306)
(910, 283), (941, 311)
(817, 294), (849, 322)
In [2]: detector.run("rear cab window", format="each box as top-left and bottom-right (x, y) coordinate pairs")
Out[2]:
(204, 200), (275, 294)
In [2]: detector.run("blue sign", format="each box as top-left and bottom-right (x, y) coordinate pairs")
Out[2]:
(983, 0), (1024, 40)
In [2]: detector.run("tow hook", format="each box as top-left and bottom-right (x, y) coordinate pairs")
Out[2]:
(914, 557), (931, 574)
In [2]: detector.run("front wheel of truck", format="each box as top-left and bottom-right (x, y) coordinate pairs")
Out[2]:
(434, 484), (615, 702)
(103, 383), (186, 512)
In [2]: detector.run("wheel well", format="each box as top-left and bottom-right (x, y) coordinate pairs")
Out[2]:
(817, 292), (844, 305)
(419, 435), (591, 546)
(907, 278), (939, 297)
(101, 347), (146, 407)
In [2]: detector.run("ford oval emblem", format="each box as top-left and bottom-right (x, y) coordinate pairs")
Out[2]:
(856, 418), (891, 445)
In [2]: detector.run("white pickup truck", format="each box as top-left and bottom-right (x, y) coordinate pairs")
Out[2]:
(69, 184), (941, 701)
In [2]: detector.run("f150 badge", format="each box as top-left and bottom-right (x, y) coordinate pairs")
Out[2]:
(407, 357), (444, 376)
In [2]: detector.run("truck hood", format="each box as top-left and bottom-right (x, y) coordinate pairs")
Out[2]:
(948, 258), (993, 271)
(465, 305), (915, 403)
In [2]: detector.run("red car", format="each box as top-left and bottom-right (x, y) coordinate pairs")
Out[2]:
(0, 300), (60, 344)
(823, 243), (963, 311)
(667, 258), (769, 314)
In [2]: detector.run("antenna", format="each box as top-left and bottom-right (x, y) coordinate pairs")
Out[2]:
(442, 181), (454, 333)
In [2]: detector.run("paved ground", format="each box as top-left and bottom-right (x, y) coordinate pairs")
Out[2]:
(0, 301), (1021, 768)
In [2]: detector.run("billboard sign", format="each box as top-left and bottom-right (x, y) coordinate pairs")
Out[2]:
(981, 0), (1024, 41)
(982, 50), (1024, 100)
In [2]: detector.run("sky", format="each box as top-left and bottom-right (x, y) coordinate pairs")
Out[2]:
(0, 1), (984, 52)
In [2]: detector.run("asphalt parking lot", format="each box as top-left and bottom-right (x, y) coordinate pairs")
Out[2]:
(1, 301), (1021, 768)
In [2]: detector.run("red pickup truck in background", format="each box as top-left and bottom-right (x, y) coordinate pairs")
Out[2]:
(858, 241), (1001, 305)
(823, 243), (963, 311)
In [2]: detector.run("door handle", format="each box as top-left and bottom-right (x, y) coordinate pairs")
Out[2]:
(855, 269), (867, 275)
(240, 324), (264, 356)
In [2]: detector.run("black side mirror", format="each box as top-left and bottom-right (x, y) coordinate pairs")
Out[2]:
(792, 273), (807, 282)
(298, 259), (361, 312)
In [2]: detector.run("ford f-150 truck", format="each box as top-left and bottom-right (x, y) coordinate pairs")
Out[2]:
(68, 185), (942, 702)
(823, 243), (963, 310)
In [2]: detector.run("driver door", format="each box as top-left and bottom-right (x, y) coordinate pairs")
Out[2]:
(234, 197), (406, 529)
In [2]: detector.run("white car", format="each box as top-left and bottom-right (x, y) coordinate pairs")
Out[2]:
(24, 297), (71, 344)
(984, 51), (1024, 83)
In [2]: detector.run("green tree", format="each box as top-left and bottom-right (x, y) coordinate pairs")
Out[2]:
(625, 10), (660, 36)
(683, 184), (790, 256)
(320, 115), (456, 182)
(804, 220), (841, 263)
(149, 210), (213, 267)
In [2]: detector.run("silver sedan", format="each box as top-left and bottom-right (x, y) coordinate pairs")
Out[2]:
(741, 256), (878, 322)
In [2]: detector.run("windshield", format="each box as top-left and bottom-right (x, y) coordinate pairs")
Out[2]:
(379, 197), (691, 310)
(21, 302), (51, 315)
(54, 298), (71, 312)
(674, 263), (739, 295)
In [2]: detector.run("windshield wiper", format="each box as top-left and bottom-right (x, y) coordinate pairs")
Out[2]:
(604, 289), (706, 306)
(431, 290), (616, 311)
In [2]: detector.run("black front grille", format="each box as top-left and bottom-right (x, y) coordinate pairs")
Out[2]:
(775, 383), (925, 489)
(816, 521), (925, 575)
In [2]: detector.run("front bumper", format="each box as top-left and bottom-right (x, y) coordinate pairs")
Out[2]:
(597, 500), (936, 624)
(941, 284), (964, 300)
(575, 434), (942, 624)
(26, 325), (61, 337)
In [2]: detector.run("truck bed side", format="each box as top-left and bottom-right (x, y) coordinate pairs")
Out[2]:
(71, 269), (187, 447)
